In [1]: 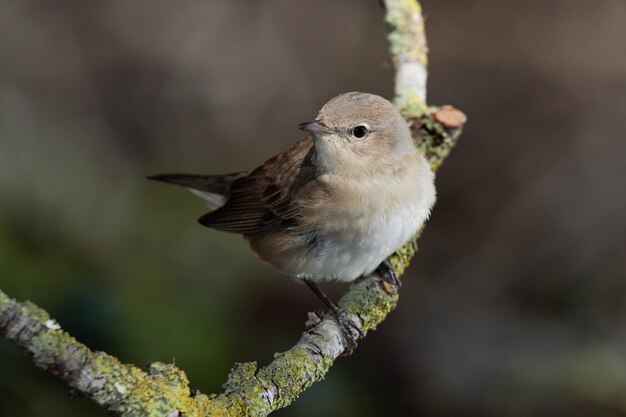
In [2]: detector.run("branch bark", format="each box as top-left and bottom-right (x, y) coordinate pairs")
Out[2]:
(0, 1), (466, 416)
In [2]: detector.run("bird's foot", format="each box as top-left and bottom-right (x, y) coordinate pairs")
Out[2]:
(375, 259), (402, 287)
(302, 278), (362, 355)
(330, 306), (363, 356)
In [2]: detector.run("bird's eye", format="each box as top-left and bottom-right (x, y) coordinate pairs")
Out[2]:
(352, 125), (368, 139)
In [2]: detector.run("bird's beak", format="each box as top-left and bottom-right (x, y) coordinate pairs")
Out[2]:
(298, 120), (334, 134)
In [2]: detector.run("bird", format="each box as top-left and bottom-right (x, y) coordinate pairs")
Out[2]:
(149, 92), (436, 353)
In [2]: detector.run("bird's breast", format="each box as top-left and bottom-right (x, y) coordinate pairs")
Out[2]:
(249, 156), (435, 283)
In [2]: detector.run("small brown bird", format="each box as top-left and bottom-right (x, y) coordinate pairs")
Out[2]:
(150, 92), (436, 351)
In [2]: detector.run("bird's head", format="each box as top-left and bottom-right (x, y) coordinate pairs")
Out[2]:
(299, 92), (416, 176)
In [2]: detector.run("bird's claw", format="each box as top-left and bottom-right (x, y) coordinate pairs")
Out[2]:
(330, 306), (362, 356)
(375, 259), (402, 287)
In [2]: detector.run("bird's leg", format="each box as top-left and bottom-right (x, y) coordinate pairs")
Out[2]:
(375, 259), (402, 287)
(303, 279), (360, 355)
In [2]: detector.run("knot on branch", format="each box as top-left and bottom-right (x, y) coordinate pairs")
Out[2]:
(434, 106), (468, 129)
(409, 105), (466, 172)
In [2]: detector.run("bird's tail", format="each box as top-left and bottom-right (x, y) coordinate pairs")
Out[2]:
(148, 172), (246, 208)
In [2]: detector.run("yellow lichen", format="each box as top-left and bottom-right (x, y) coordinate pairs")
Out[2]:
(0, 290), (10, 310)
(385, 0), (428, 65)
(396, 90), (428, 119)
(340, 282), (399, 333)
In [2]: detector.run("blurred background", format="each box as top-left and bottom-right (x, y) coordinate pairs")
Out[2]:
(1, 0), (625, 416)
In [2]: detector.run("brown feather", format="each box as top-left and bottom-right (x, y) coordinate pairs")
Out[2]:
(147, 172), (246, 197)
(198, 138), (317, 234)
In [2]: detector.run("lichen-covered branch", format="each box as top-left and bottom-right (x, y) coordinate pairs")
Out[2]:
(0, 1), (466, 417)
(0, 289), (230, 417)
(385, 0), (429, 114)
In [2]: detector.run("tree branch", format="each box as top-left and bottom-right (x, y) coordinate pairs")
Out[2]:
(386, 0), (429, 113)
(0, 1), (466, 416)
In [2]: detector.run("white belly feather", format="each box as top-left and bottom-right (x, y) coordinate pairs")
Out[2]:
(295, 158), (435, 282)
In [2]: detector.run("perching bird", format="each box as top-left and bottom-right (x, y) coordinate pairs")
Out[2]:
(149, 92), (436, 353)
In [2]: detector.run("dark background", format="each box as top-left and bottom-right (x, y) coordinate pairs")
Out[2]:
(1, 0), (625, 416)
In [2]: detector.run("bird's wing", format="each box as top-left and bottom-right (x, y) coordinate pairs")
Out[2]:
(148, 172), (247, 207)
(198, 138), (317, 234)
